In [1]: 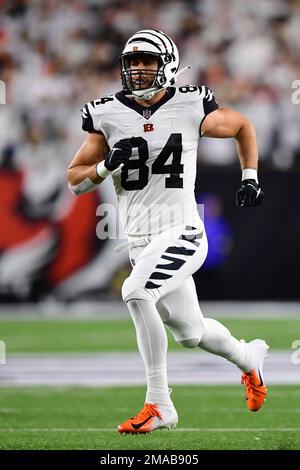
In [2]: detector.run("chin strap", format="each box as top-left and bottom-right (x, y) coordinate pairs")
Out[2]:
(131, 87), (159, 101)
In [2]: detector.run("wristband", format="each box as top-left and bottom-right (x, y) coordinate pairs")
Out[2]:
(68, 178), (99, 195)
(96, 161), (110, 179)
(242, 168), (258, 183)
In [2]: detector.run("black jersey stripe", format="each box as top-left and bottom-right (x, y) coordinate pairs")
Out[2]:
(149, 272), (172, 280)
(81, 103), (96, 133)
(145, 281), (161, 289)
(179, 233), (203, 247)
(165, 246), (196, 256)
(180, 231), (203, 241)
(155, 255), (186, 271)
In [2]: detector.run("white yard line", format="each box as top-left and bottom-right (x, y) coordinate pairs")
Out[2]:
(0, 428), (299, 433)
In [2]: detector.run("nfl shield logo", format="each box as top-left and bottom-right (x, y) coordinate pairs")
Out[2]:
(143, 109), (152, 120)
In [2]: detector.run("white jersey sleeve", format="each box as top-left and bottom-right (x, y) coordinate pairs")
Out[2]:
(198, 85), (219, 134)
(81, 95), (115, 137)
(174, 85), (219, 132)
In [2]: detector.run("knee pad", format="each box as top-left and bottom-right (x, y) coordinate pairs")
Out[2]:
(177, 337), (200, 349)
(122, 276), (154, 303)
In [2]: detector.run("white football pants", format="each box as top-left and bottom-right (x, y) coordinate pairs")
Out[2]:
(122, 224), (254, 406)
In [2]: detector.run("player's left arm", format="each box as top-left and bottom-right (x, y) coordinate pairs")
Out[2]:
(202, 107), (258, 169)
(201, 107), (264, 207)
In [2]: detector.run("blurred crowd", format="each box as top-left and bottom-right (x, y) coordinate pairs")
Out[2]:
(1, 0), (300, 170)
(0, 0), (299, 302)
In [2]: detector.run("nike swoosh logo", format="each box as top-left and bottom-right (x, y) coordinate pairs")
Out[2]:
(131, 415), (153, 430)
(258, 370), (264, 387)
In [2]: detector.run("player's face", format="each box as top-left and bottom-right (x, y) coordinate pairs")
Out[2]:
(129, 54), (159, 90)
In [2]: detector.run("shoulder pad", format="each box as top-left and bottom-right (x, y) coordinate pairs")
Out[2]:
(176, 85), (219, 114)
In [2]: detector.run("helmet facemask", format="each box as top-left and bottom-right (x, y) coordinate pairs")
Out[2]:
(120, 52), (167, 100)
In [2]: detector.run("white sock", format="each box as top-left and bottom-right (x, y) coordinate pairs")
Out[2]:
(198, 318), (255, 372)
(126, 299), (172, 405)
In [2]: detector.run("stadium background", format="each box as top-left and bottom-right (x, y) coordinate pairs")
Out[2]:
(1, 0), (300, 302)
(0, 0), (299, 451)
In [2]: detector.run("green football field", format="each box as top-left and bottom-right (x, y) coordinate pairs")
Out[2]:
(0, 385), (299, 450)
(0, 317), (299, 352)
(0, 317), (299, 450)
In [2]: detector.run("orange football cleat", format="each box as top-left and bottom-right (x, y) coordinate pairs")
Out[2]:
(241, 369), (267, 412)
(117, 402), (178, 434)
(241, 339), (269, 412)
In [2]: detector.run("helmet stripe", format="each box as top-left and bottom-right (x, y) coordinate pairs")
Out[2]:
(138, 30), (168, 53)
(127, 36), (162, 52)
(154, 29), (174, 53)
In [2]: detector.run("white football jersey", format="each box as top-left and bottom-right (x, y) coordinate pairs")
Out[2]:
(81, 85), (218, 241)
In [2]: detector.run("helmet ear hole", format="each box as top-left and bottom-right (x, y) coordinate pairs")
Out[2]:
(171, 67), (176, 73)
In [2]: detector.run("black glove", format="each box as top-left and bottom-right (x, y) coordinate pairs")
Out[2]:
(104, 139), (132, 171)
(236, 179), (264, 207)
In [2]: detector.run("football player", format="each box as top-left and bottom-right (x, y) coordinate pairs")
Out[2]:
(67, 30), (268, 434)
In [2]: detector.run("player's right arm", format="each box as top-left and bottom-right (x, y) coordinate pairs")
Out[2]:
(67, 98), (132, 195)
(67, 132), (133, 196)
(68, 98), (131, 196)
(67, 133), (109, 195)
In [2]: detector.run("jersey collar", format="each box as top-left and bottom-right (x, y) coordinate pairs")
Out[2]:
(115, 87), (176, 119)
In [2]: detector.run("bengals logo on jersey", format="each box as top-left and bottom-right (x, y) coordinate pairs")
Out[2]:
(143, 123), (154, 132)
